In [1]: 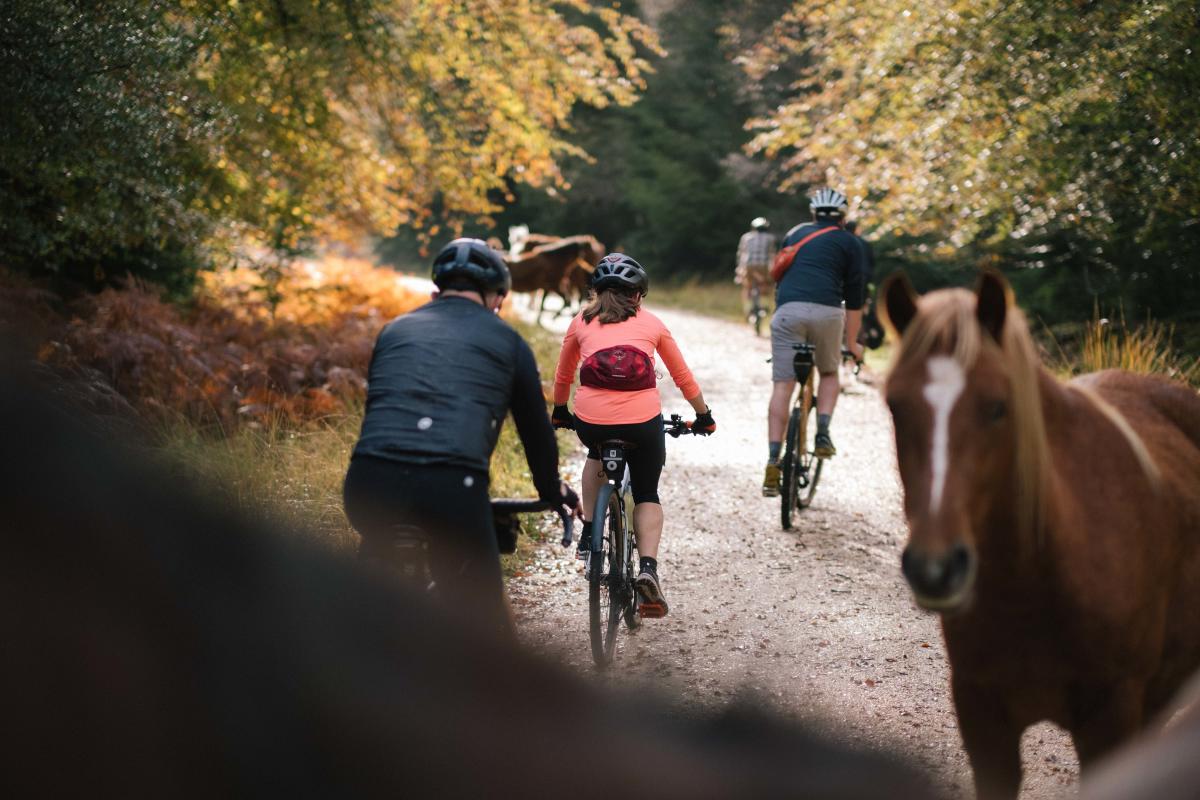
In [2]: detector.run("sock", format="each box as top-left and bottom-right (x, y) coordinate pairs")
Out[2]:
(768, 441), (782, 462)
(817, 413), (832, 435)
(639, 556), (658, 574)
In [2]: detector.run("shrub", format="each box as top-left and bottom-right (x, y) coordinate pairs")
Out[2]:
(34, 257), (429, 428)
(1078, 313), (1199, 388)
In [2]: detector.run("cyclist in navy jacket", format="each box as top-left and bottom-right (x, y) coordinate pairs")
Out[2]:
(763, 189), (865, 497)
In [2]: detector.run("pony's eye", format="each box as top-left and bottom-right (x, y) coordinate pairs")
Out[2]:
(988, 400), (1007, 423)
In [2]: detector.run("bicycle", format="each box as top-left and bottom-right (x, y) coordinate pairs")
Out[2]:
(367, 499), (574, 592)
(780, 344), (860, 530)
(747, 283), (768, 337)
(580, 413), (700, 668)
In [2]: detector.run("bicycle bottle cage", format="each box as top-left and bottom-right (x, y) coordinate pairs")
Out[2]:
(600, 441), (630, 481)
(792, 342), (816, 383)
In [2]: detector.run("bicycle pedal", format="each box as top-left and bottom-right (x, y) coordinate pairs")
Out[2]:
(637, 602), (667, 619)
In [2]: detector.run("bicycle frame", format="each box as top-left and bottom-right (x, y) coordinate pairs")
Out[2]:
(582, 414), (696, 666)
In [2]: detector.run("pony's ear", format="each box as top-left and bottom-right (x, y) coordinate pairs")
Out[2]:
(880, 271), (919, 337)
(975, 269), (1012, 343)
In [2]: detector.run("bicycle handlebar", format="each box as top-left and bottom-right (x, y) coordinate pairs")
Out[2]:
(664, 413), (701, 439)
(490, 498), (575, 547)
(840, 347), (863, 375)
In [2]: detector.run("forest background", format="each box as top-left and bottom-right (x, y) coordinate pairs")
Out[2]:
(4, 0), (1198, 323)
(2, 0), (1198, 553)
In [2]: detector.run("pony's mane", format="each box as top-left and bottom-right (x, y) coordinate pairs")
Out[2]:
(891, 289), (1051, 550)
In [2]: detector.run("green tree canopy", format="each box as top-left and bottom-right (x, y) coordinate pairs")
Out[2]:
(1, 0), (658, 291)
(745, 0), (1200, 316)
(484, 0), (812, 280)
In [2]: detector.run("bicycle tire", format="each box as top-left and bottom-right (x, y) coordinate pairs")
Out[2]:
(796, 379), (823, 509)
(589, 490), (624, 667)
(622, 491), (642, 630)
(781, 406), (801, 530)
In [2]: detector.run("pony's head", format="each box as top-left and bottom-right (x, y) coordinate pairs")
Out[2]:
(881, 270), (1049, 612)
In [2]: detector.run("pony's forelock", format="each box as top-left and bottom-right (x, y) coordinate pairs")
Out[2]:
(889, 288), (1051, 551)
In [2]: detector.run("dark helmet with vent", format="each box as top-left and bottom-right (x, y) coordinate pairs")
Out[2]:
(431, 238), (511, 295)
(590, 253), (649, 295)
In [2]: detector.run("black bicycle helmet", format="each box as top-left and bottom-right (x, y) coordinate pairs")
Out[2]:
(431, 237), (511, 295)
(590, 253), (649, 295)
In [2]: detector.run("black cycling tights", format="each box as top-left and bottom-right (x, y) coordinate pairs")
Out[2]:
(342, 456), (509, 636)
(573, 414), (665, 505)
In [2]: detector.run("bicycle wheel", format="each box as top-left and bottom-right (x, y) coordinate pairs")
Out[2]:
(749, 288), (765, 337)
(796, 379), (823, 509)
(589, 490), (625, 667)
(780, 405), (801, 530)
(623, 510), (642, 630)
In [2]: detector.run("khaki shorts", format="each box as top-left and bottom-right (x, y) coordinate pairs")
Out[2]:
(770, 301), (845, 380)
(735, 263), (771, 287)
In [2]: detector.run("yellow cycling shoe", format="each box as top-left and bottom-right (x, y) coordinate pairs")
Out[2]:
(761, 462), (781, 497)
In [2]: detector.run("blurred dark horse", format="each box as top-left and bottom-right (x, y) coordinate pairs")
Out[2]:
(0, 359), (938, 799)
(507, 234), (603, 324)
(881, 270), (1200, 799)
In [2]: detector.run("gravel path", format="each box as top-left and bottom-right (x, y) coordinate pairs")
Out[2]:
(510, 305), (1078, 798)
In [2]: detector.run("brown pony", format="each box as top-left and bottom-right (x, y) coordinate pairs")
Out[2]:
(880, 270), (1200, 799)
(507, 234), (603, 323)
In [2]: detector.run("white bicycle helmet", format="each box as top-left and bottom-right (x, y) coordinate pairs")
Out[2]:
(809, 188), (849, 216)
(750, 217), (770, 230)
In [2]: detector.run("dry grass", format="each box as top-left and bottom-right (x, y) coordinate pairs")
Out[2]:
(650, 278), (748, 324)
(12, 256), (574, 563)
(1067, 312), (1199, 387)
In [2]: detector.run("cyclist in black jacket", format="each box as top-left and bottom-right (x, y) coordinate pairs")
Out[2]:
(343, 238), (579, 635)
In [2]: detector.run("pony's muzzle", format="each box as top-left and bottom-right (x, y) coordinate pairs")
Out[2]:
(901, 543), (975, 610)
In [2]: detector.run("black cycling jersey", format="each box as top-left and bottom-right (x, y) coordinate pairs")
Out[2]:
(775, 221), (866, 311)
(351, 295), (559, 502)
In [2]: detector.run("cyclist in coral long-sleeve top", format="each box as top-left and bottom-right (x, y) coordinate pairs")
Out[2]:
(552, 254), (714, 617)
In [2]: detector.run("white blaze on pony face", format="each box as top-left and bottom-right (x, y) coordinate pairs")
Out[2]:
(923, 356), (966, 514)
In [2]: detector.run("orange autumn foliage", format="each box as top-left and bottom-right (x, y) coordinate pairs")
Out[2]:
(25, 258), (429, 428)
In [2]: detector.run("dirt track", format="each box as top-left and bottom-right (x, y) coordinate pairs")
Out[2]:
(510, 305), (1078, 798)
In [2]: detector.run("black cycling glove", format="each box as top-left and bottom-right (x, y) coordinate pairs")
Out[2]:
(551, 404), (575, 430)
(559, 482), (580, 514)
(693, 407), (716, 436)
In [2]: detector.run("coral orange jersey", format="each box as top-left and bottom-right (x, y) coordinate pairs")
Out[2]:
(554, 309), (700, 425)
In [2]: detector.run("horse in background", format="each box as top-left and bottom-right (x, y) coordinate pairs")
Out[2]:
(880, 269), (1200, 799)
(507, 234), (603, 324)
(507, 224), (559, 259)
